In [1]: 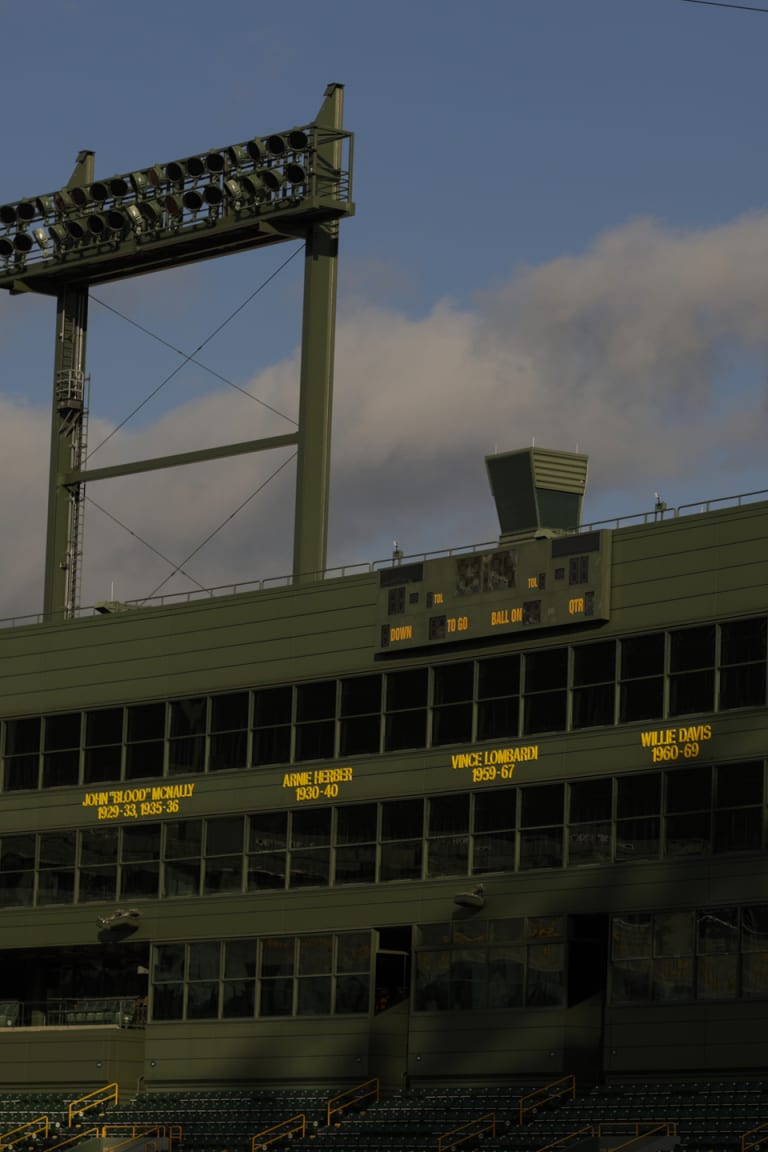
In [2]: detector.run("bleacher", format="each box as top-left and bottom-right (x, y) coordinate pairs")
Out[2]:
(0, 1078), (766, 1152)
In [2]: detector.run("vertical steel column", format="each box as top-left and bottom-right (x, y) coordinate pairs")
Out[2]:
(43, 287), (89, 621)
(292, 83), (344, 583)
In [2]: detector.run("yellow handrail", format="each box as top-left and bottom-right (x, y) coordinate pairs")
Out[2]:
(437, 1112), (495, 1152)
(44, 1127), (100, 1152)
(327, 1077), (380, 1126)
(519, 1074), (577, 1125)
(0, 1116), (49, 1150)
(251, 1113), (306, 1152)
(534, 1126), (593, 1152)
(99, 1123), (169, 1152)
(68, 1081), (119, 1126)
(601, 1122), (677, 1151)
(742, 1121), (768, 1152)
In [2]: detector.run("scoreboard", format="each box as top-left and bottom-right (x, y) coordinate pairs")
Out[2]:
(378, 530), (611, 653)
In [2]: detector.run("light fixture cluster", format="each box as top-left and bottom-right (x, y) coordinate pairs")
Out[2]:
(0, 125), (348, 272)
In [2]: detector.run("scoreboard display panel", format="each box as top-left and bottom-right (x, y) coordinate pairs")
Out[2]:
(378, 530), (611, 652)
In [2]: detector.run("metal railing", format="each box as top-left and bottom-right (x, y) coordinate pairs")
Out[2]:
(0, 997), (144, 1029)
(326, 1077), (380, 1127)
(0, 1115), (49, 1150)
(2, 481), (768, 630)
(251, 1114), (306, 1151)
(742, 1120), (768, 1152)
(68, 1081), (118, 1126)
(519, 1074), (577, 1124)
(437, 1112), (495, 1152)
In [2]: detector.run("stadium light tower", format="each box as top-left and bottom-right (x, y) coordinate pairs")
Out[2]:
(0, 84), (354, 621)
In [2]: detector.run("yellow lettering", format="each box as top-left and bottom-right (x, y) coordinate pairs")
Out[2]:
(390, 624), (414, 643)
(282, 772), (311, 788)
(569, 597), (585, 615)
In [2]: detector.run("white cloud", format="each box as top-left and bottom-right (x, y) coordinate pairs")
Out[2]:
(4, 211), (768, 619)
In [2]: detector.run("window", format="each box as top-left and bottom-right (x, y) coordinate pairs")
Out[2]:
(385, 670), (428, 751)
(295, 682), (335, 762)
(720, 618), (767, 711)
(572, 642), (616, 729)
(432, 664), (474, 747)
(380, 799), (423, 881)
(126, 703), (165, 780)
(669, 626), (715, 716)
(523, 649), (567, 735)
(477, 655), (519, 741)
(620, 634), (664, 722)
(209, 693), (249, 772)
(290, 808), (331, 888)
(43, 713), (81, 788)
(252, 687), (291, 767)
(519, 784), (564, 870)
(84, 708), (123, 785)
(339, 676), (381, 756)
(427, 793), (470, 877)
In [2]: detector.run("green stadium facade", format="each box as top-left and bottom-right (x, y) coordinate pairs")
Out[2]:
(0, 449), (767, 1090)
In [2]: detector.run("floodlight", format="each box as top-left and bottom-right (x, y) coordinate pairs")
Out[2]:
(205, 151), (225, 174)
(203, 184), (223, 206)
(165, 160), (185, 184)
(88, 182), (109, 203)
(54, 189), (78, 212)
(13, 232), (33, 253)
(35, 195), (56, 216)
(259, 168), (283, 192)
(32, 228), (49, 251)
(87, 209), (127, 236)
(245, 138), (265, 163)
(124, 204), (143, 229)
(0, 204), (16, 227)
(227, 144), (250, 167)
(65, 217), (87, 241)
(164, 194), (181, 218)
(287, 129), (309, 150)
(224, 174), (262, 204)
(47, 222), (70, 248)
(129, 170), (149, 195)
(69, 186), (90, 209)
(0, 237), (13, 258)
(138, 199), (165, 227)
(109, 177), (129, 198)
(16, 201), (36, 223)
(144, 166), (166, 189)
(87, 213), (109, 236)
(266, 134), (288, 156)
(186, 155), (206, 178)
(285, 163), (306, 185)
(182, 189), (204, 213)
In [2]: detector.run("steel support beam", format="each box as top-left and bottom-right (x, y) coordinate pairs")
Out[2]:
(44, 286), (88, 621)
(292, 83), (344, 583)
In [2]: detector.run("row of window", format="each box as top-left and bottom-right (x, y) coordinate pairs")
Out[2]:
(152, 932), (371, 1021)
(611, 906), (768, 1003)
(414, 916), (565, 1011)
(1, 616), (764, 791)
(149, 918), (562, 1022)
(0, 761), (764, 907)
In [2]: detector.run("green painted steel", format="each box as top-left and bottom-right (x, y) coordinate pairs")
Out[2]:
(0, 87), (355, 621)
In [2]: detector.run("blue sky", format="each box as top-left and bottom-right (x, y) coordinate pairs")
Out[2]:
(2, 0), (768, 615)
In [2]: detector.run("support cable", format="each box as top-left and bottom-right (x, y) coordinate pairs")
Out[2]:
(85, 494), (211, 593)
(87, 243), (303, 461)
(89, 299), (296, 426)
(142, 451), (298, 602)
